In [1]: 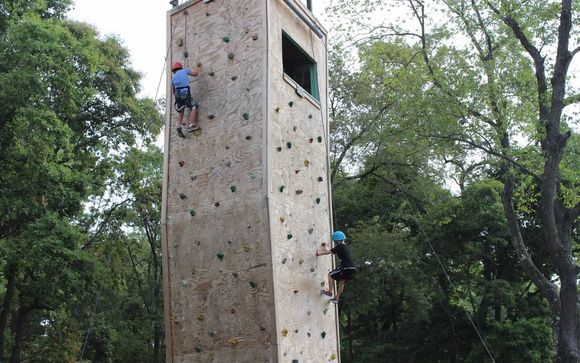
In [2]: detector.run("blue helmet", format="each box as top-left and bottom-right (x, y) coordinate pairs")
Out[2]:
(332, 231), (346, 241)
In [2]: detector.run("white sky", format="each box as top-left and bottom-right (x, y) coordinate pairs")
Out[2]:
(68, 0), (331, 101)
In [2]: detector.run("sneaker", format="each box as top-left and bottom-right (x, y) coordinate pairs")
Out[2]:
(321, 289), (332, 297)
(330, 298), (339, 304)
(176, 127), (185, 138)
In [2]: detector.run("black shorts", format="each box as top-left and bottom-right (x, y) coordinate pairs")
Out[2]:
(329, 266), (356, 281)
(174, 86), (198, 112)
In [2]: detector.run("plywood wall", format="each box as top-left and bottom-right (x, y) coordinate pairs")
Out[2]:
(162, 1), (338, 362)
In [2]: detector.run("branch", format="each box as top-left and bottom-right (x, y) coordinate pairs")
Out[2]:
(563, 93), (580, 108)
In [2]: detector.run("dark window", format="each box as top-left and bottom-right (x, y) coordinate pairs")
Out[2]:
(282, 32), (319, 101)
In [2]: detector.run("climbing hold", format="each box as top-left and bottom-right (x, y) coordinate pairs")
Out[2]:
(225, 145), (230, 149)
(308, 228), (314, 234)
(191, 175), (197, 181)
(195, 346), (203, 353)
(292, 360), (299, 363)
(217, 252), (225, 260)
(193, 129), (202, 136)
(294, 329), (299, 333)
(197, 314), (205, 321)
(317, 136), (323, 142)
(252, 34), (258, 40)
(260, 326), (266, 331)
(293, 290), (299, 294)
(287, 142), (292, 149)
(321, 331), (327, 339)
(307, 332), (311, 337)
(214, 202), (220, 207)
(330, 353), (337, 360)
(316, 198), (321, 204)
(309, 138), (314, 143)
(228, 337), (238, 347)
(197, 61), (202, 67)
(279, 185), (286, 192)
(231, 75), (238, 81)
(293, 126), (297, 131)
(275, 107), (280, 112)
(304, 160), (310, 167)
(249, 280), (257, 288)
(178, 160), (185, 167)
(243, 112), (249, 120)
(230, 308), (236, 314)
(323, 308), (328, 314)
(276, 146), (282, 152)
(189, 209), (196, 216)
(295, 169), (300, 174)
(307, 310), (311, 316)
(287, 234), (293, 240)
(183, 51), (189, 58)
(206, 11), (210, 16)
(243, 246), (250, 252)
(299, 259), (304, 265)
(310, 267), (315, 272)
(282, 257), (287, 264)
(222, 36), (230, 43)
(232, 272), (238, 278)
(246, 135), (252, 140)
(209, 70), (215, 77)
(320, 281), (325, 287)
(279, 216), (285, 223)
(178, 38), (184, 47)
(288, 101), (294, 107)
(296, 189), (303, 195)
(225, 161), (231, 167)
(208, 331), (217, 337)
(308, 114), (313, 119)
(227, 240), (233, 245)
(208, 114), (215, 119)
(281, 328), (289, 337)
(230, 185), (237, 192)
(228, 52), (234, 59)
(249, 171), (257, 179)
(318, 177), (324, 182)
(179, 193), (186, 200)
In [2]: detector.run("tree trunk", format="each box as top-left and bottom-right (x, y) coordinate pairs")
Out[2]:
(0, 266), (16, 361)
(9, 304), (28, 363)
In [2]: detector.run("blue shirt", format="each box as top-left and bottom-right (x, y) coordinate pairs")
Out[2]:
(172, 68), (190, 88)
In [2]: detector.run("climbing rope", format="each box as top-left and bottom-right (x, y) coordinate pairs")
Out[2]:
(154, 18), (178, 103)
(392, 179), (496, 362)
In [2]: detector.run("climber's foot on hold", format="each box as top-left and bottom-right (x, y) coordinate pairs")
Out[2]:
(187, 124), (201, 132)
(177, 126), (185, 138)
(330, 298), (339, 305)
(321, 289), (332, 297)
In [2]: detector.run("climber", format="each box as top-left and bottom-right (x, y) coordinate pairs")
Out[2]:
(316, 231), (356, 304)
(171, 62), (201, 136)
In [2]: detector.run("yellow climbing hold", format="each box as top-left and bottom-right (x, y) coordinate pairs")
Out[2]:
(304, 160), (310, 167)
(192, 128), (202, 137)
(280, 216), (285, 223)
(228, 337), (238, 346)
(197, 314), (205, 321)
(330, 353), (337, 360)
(281, 328), (288, 337)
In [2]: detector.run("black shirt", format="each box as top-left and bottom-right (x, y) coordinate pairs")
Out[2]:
(331, 243), (355, 267)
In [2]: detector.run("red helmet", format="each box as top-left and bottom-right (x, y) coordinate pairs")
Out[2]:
(171, 62), (183, 71)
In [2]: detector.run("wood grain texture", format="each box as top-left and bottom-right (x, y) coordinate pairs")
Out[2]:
(163, 0), (336, 361)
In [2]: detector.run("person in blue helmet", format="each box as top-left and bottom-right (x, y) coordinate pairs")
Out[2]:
(171, 61), (201, 136)
(316, 230), (356, 304)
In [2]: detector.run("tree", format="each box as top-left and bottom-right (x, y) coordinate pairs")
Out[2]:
(327, 0), (579, 360)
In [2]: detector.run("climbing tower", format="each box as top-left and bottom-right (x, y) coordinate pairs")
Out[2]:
(161, 0), (337, 362)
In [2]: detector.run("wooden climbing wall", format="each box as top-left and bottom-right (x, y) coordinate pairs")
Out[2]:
(161, 1), (337, 362)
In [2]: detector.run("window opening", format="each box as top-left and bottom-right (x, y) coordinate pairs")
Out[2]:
(282, 32), (319, 101)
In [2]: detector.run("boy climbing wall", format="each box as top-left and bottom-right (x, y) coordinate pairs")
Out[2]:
(171, 62), (201, 136)
(316, 231), (356, 304)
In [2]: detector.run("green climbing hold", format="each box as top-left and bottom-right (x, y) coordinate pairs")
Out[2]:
(276, 146), (282, 152)
(316, 198), (321, 204)
(223, 36), (230, 43)
(292, 360), (299, 363)
(317, 136), (322, 142)
(288, 101), (294, 107)
(230, 185), (237, 192)
(195, 346), (203, 353)
(279, 185), (286, 192)
(179, 193), (186, 200)
(217, 252), (225, 260)
(249, 281), (257, 288)
(189, 209), (196, 216)
(287, 233), (293, 240)
(249, 171), (257, 179)
(295, 189), (303, 195)
(287, 142), (292, 149)
(243, 112), (249, 120)
(321, 331), (327, 339)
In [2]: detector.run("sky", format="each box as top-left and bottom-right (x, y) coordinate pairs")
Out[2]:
(68, 0), (331, 101)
